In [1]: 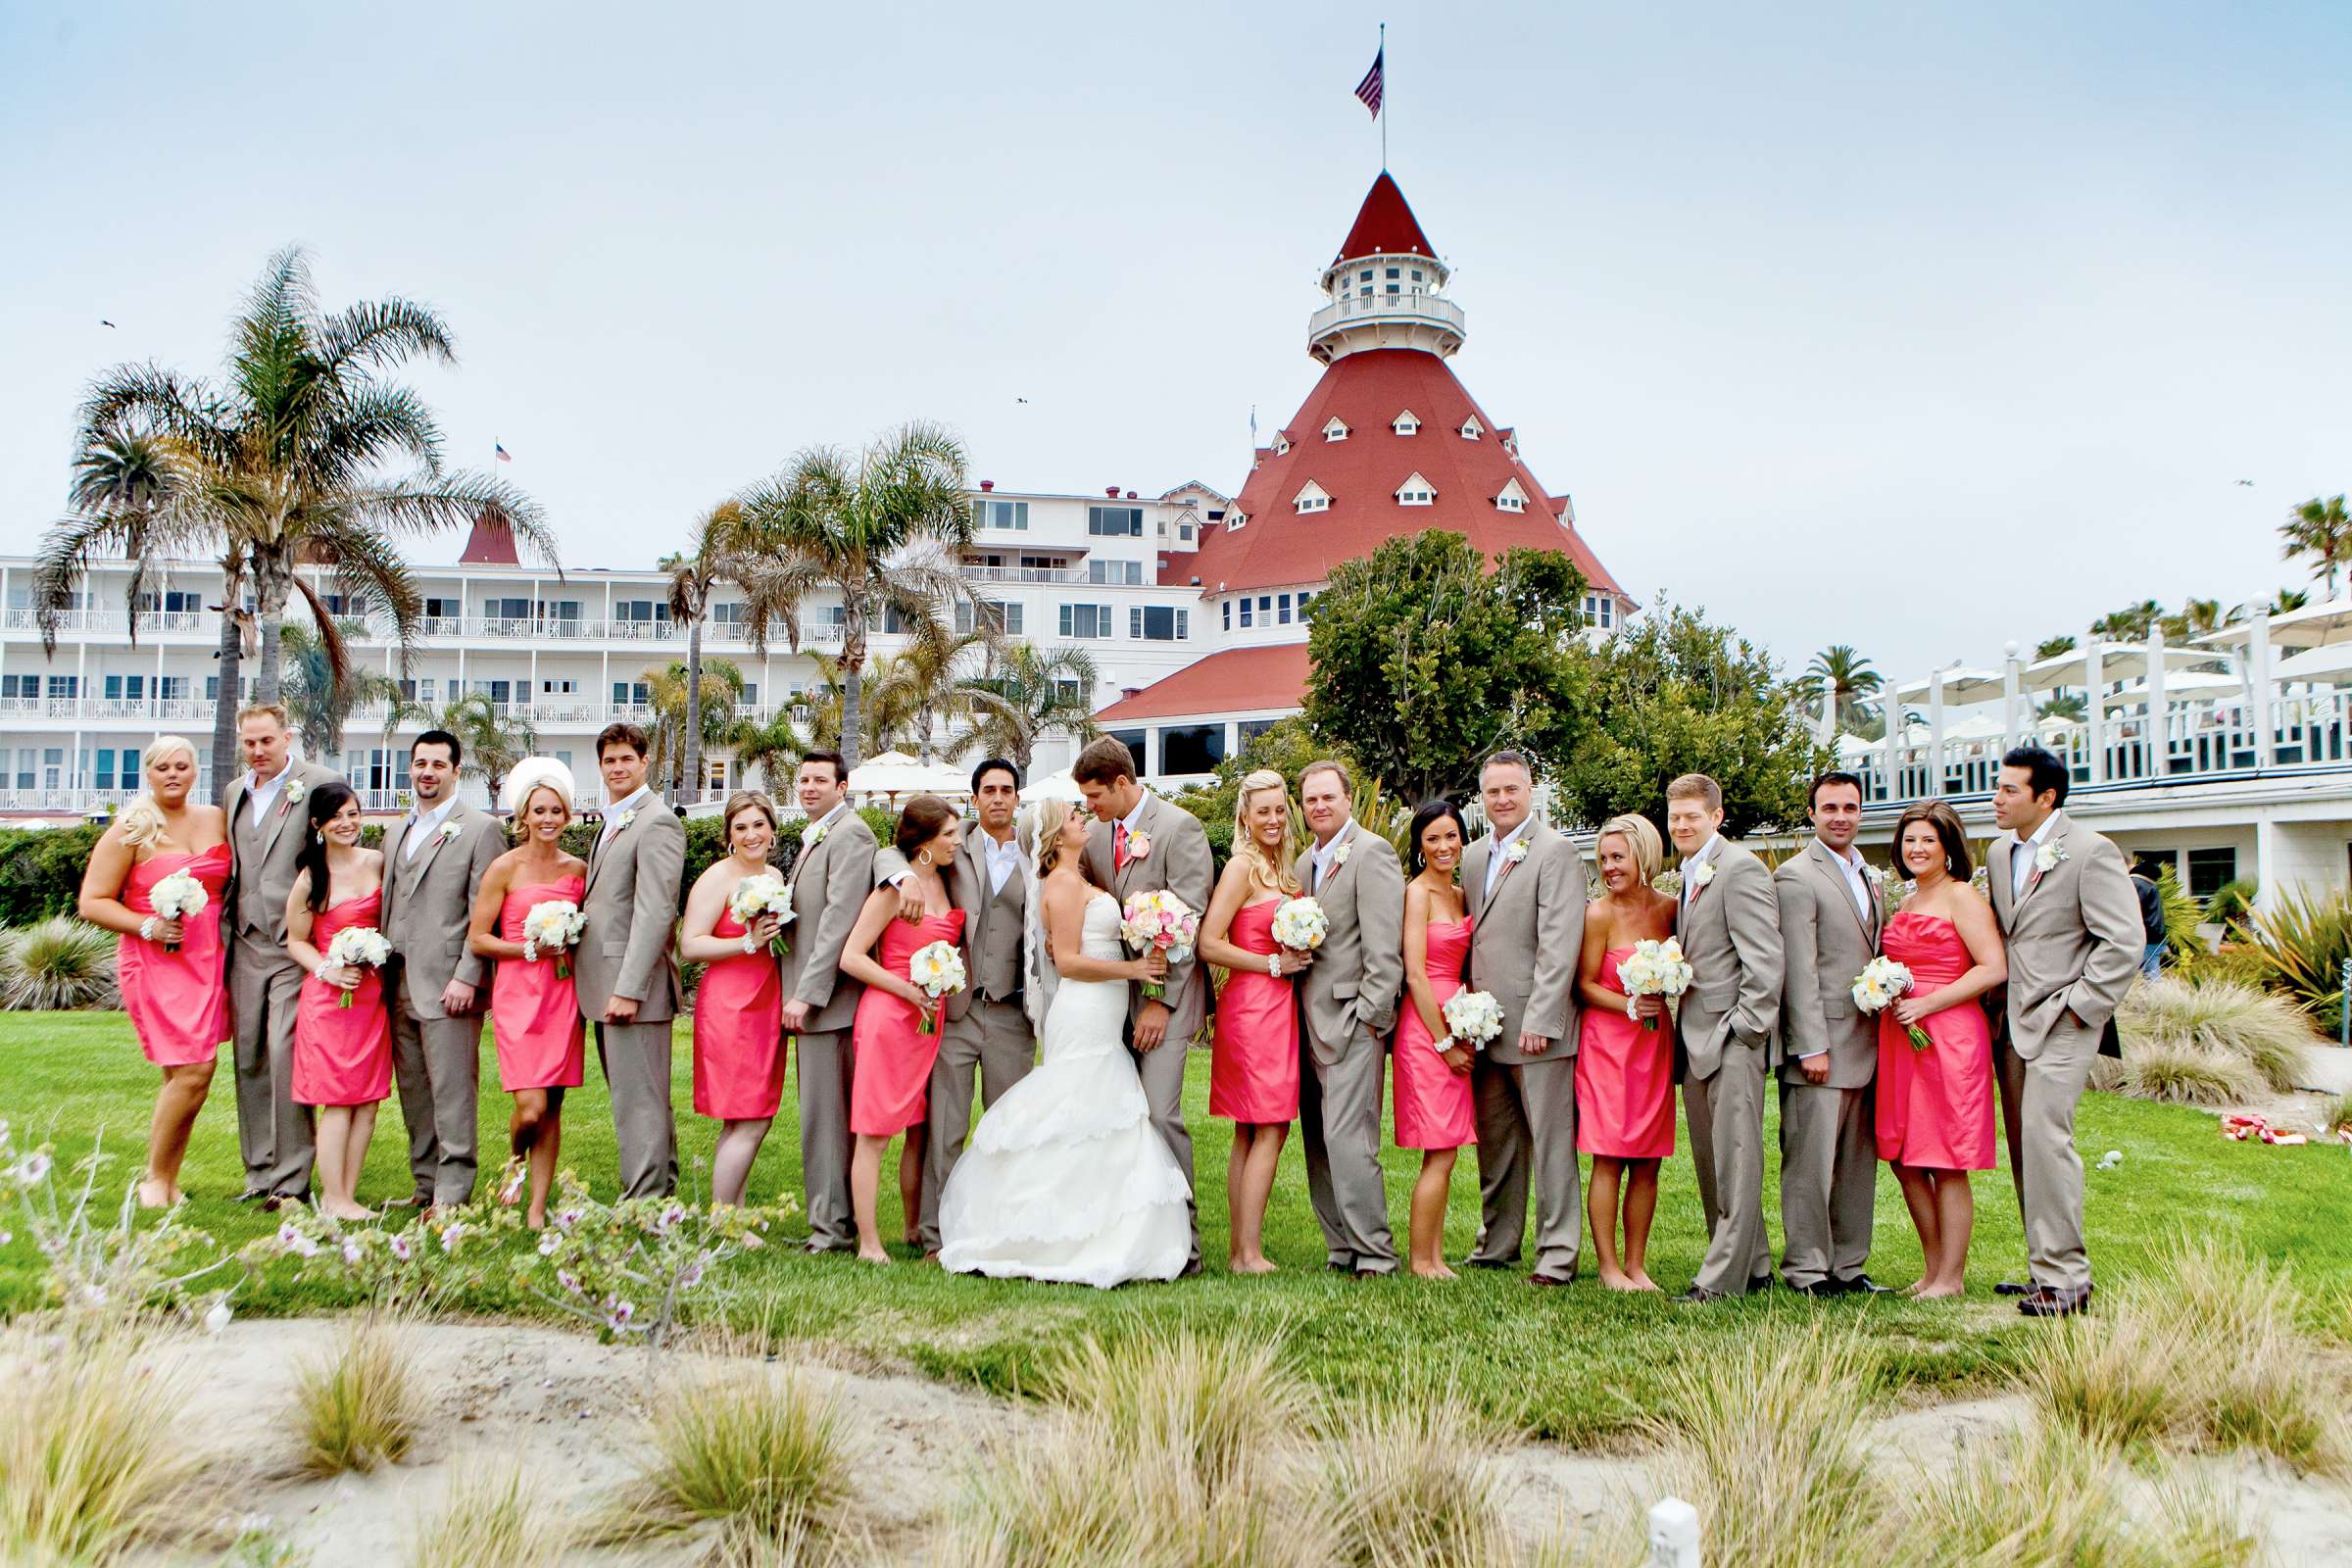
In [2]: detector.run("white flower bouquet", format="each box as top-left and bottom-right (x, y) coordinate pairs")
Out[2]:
(1618, 937), (1692, 1032)
(1270, 896), (1328, 954)
(908, 940), (966, 1037)
(728, 871), (795, 956)
(1852, 956), (1933, 1052)
(1440, 989), (1504, 1053)
(147, 869), (208, 953)
(521, 898), (587, 979)
(1120, 890), (1200, 1003)
(322, 925), (391, 1009)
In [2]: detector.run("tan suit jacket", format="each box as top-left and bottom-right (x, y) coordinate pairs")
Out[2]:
(1773, 839), (1881, 1089)
(873, 827), (1026, 1023)
(1459, 819), (1583, 1064)
(1988, 811), (2141, 1060)
(1084, 793), (1214, 1043)
(779, 808), (878, 1034)
(1674, 838), (1783, 1081)
(1292, 820), (1406, 1067)
(221, 759), (343, 940)
(573, 796), (685, 1023)
(380, 799), (503, 1017)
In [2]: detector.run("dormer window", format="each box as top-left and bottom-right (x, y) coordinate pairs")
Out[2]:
(1228, 511), (1248, 532)
(1322, 417), (1349, 443)
(1459, 416), (1484, 440)
(1495, 478), (1528, 514)
(1294, 481), (1332, 515)
(1392, 410), (1420, 436)
(1273, 435), (1291, 456)
(1395, 472), (1435, 507)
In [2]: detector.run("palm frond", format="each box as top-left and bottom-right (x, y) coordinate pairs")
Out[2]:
(315, 296), (459, 376)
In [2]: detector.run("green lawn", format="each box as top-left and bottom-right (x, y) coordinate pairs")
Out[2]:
(3, 1010), (2346, 1443)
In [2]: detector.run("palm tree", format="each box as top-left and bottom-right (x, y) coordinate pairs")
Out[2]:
(951, 643), (1104, 771)
(35, 245), (553, 794)
(733, 421), (974, 770)
(1791, 645), (1882, 734)
(863, 625), (995, 761)
(2090, 600), (2163, 641)
(644, 659), (744, 793)
(2273, 586), (2313, 615)
(2034, 634), (2078, 661)
(280, 621), (414, 760)
(2280, 495), (2352, 597)
(2159, 598), (2223, 640)
(728, 710), (804, 793)
(2036, 693), (2087, 722)
(660, 500), (755, 806)
(436, 691), (538, 806)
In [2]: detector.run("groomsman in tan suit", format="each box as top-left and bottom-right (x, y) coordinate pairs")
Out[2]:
(1459, 751), (1585, 1286)
(1293, 760), (1405, 1277)
(221, 703), (340, 1205)
(573, 724), (686, 1200)
(779, 750), (880, 1253)
(1773, 770), (1886, 1297)
(381, 729), (503, 1210)
(1988, 746), (2141, 1317)
(1076, 736), (1213, 1273)
(874, 759), (1037, 1254)
(1667, 772), (1783, 1301)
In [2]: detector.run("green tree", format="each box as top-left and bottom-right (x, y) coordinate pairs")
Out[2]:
(951, 642), (1103, 771)
(2090, 599), (2164, 641)
(727, 710), (804, 794)
(436, 691), (538, 806)
(863, 625), (996, 761)
(2280, 495), (2352, 598)
(1303, 531), (1592, 803)
(2159, 598), (2224, 640)
(35, 247), (551, 796)
(644, 659), (744, 794)
(1791, 644), (1882, 734)
(1547, 600), (1829, 837)
(662, 500), (760, 806)
(733, 421), (973, 770)
(280, 621), (415, 760)
(2036, 692), (2087, 722)
(2034, 634), (2078, 661)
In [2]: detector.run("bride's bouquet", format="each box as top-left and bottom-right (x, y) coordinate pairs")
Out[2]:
(1618, 938), (1692, 1032)
(147, 869), (208, 953)
(1440, 989), (1504, 1054)
(909, 941), (966, 1036)
(1853, 956), (1932, 1052)
(322, 926), (391, 1009)
(728, 871), (795, 956)
(1270, 896), (1327, 955)
(1120, 890), (1199, 1003)
(522, 898), (587, 979)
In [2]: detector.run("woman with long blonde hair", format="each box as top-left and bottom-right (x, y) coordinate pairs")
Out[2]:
(76, 736), (231, 1207)
(1197, 769), (1310, 1273)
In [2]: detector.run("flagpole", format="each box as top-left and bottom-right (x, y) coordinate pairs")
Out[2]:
(1378, 23), (1388, 170)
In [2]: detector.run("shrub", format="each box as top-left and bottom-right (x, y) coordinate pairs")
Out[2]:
(0, 916), (121, 1010)
(290, 1313), (424, 1475)
(2241, 885), (2352, 1032)
(1043, 1329), (1317, 1495)
(2114, 976), (2316, 1093)
(2173, 941), (2276, 991)
(604, 1361), (855, 1556)
(2203, 877), (2257, 925)
(2155, 865), (2205, 959)
(0, 823), (106, 926)
(0, 1316), (203, 1564)
(406, 1464), (568, 1568)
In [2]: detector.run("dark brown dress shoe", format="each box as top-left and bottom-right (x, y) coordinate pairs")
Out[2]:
(1993, 1280), (2034, 1296)
(1529, 1272), (1572, 1288)
(2018, 1284), (2093, 1317)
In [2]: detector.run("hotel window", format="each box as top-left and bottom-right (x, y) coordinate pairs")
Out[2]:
(1393, 410), (1419, 435)
(1131, 606), (1187, 641)
(710, 602), (747, 626)
(1278, 594), (1293, 625)
(11, 749), (31, 790)
(159, 676), (189, 701)
(1223, 601), (1233, 631)
(612, 680), (653, 706)
(1298, 591), (1315, 620)
(423, 596), (460, 621)
(1088, 506), (1145, 538)
(1323, 417), (1348, 442)
(1357, 268), (1373, 298)
(0, 675), (31, 700)
(94, 747), (138, 791)
(1207, 509), (1225, 521)
(1059, 603), (1113, 639)
(1179, 522), (1195, 542)
(1495, 482), (1527, 514)
(47, 675), (77, 700)
(974, 498), (1030, 531)
(612, 599), (669, 626)
(1088, 560), (1144, 586)
(102, 674), (147, 702)
(2186, 848), (2237, 901)
(1239, 599), (1252, 628)
(1385, 266), (1401, 296)
(1257, 595), (1272, 623)
(1582, 593), (1616, 630)
(736, 683), (758, 706)
(43, 748), (64, 790)
(1396, 473), (1435, 506)
(1294, 483), (1331, 514)
(540, 678), (576, 696)
(1410, 269), (1424, 285)
(1460, 416), (1484, 440)
(483, 596), (532, 622)
(1272, 436), (1290, 456)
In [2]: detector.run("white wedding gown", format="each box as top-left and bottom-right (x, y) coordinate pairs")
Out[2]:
(937, 892), (1192, 1287)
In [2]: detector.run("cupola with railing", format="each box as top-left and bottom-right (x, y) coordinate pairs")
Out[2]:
(1307, 172), (1465, 365)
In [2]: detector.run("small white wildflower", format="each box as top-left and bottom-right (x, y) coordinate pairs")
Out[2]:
(15, 1152), (53, 1185)
(202, 1299), (233, 1335)
(537, 1232), (562, 1256)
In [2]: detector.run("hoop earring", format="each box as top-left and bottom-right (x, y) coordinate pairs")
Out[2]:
(917, 848), (934, 867)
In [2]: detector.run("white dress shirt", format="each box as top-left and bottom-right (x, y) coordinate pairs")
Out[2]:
(1823, 839), (1872, 921)
(1681, 833), (1722, 911)
(1309, 820), (1352, 891)
(980, 826), (1024, 896)
(599, 784), (655, 850)
(404, 796), (460, 861)
(1485, 818), (1532, 899)
(2010, 813), (2057, 901)
(244, 762), (291, 824)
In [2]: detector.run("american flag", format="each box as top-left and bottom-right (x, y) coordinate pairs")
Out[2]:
(494, 443), (512, 463)
(1353, 47), (1384, 118)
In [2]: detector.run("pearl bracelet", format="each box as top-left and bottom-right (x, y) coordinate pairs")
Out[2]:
(1430, 1034), (1455, 1055)
(139, 916), (159, 944)
(741, 934), (758, 955)
(1267, 953), (1281, 979)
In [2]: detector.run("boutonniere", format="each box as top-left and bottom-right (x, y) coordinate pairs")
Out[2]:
(1689, 859), (1716, 892)
(1860, 863), (1887, 888)
(1126, 831), (1152, 861)
(2034, 841), (2068, 875)
(806, 818), (828, 847)
(612, 808), (637, 834)
(1503, 840), (1530, 866)
(1331, 841), (1352, 868)
(433, 821), (462, 846)
(278, 777), (306, 814)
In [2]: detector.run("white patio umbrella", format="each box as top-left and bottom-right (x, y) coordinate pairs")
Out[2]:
(1020, 767), (1085, 805)
(2021, 642), (2225, 693)
(2194, 597), (2352, 653)
(2096, 670), (2244, 710)
(1893, 666), (2006, 705)
(2274, 642), (2352, 682)
(845, 751), (969, 802)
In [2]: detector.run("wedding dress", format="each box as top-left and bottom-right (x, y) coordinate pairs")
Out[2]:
(937, 890), (1191, 1287)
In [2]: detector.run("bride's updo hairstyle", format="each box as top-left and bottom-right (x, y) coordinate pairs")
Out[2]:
(1228, 769), (1302, 898)
(1030, 799), (1107, 892)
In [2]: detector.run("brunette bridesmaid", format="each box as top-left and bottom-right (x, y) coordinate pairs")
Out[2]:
(1574, 812), (1679, 1292)
(840, 796), (968, 1263)
(677, 790), (789, 1206)
(1198, 769), (1309, 1274)
(1393, 798), (1476, 1279)
(468, 759), (589, 1228)
(284, 780), (390, 1220)
(76, 735), (230, 1207)
(1878, 801), (2004, 1298)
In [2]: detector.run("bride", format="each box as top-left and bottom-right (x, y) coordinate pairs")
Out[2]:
(937, 799), (1193, 1287)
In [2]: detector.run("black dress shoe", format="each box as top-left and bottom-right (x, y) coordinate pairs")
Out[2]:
(1460, 1257), (1516, 1270)
(1791, 1280), (1842, 1298)
(1747, 1274), (1777, 1294)
(1326, 1259), (1356, 1274)
(1835, 1274), (1892, 1295)
(1993, 1280), (2034, 1297)
(2019, 1284), (2092, 1318)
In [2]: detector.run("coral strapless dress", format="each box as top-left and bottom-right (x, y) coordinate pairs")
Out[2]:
(116, 843), (231, 1067)
(1875, 911), (1994, 1170)
(1575, 948), (1677, 1158)
(851, 910), (968, 1137)
(491, 876), (587, 1092)
(1393, 916), (1476, 1150)
(694, 908), (785, 1118)
(1210, 900), (1300, 1124)
(293, 889), (391, 1107)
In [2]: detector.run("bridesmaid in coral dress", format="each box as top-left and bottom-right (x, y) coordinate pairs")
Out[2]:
(1394, 799), (1477, 1279)
(1574, 813), (1680, 1292)
(468, 759), (590, 1227)
(677, 790), (790, 1206)
(842, 797), (968, 1262)
(1877, 802), (2006, 1298)
(75, 736), (230, 1207)
(1199, 770), (1310, 1274)
(284, 781), (391, 1220)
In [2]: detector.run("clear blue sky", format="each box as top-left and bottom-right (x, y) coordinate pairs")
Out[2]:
(4, 1), (2346, 687)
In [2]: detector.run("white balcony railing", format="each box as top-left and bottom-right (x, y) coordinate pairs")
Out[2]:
(1306, 289), (1468, 343)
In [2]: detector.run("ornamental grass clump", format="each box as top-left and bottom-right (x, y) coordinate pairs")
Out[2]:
(404, 1464), (569, 1568)
(2241, 885), (2352, 1031)
(2116, 974), (2316, 1092)
(290, 1311), (425, 1476)
(0, 1315), (202, 1564)
(1320, 1394), (1514, 1568)
(2093, 1037), (2266, 1107)
(0, 916), (120, 1010)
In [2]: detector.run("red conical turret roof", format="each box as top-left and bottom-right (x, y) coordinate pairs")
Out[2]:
(1333, 171), (1437, 263)
(458, 507), (521, 565)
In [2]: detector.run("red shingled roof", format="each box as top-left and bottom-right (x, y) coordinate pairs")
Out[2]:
(458, 509), (521, 565)
(1335, 172), (1437, 264)
(1188, 348), (1631, 601)
(1095, 642), (1311, 724)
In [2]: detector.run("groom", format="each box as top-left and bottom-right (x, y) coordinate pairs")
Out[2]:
(1988, 745), (2141, 1317)
(1075, 736), (1212, 1272)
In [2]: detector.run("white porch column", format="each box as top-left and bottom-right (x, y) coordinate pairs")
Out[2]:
(1816, 685), (1836, 746)
(2002, 641), (2023, 752)
(2083, 640), (2106, 784)
(1929, 667), (1947, 796)
(2247, 610), (2275, 770)
(2144, 623), (2168, 780)
(1881, 686), (1902, 801)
